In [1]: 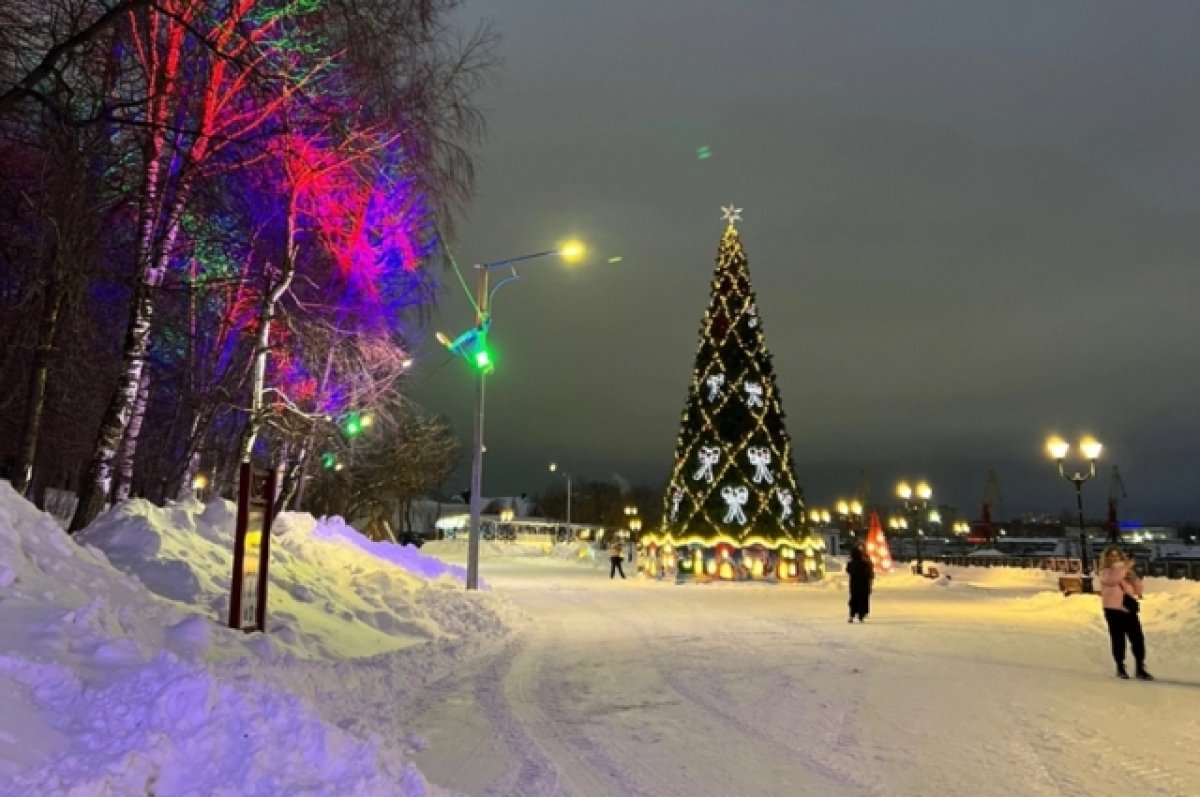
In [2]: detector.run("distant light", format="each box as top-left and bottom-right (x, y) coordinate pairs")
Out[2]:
(697, 146), (712, 160)
(608, 256), (623, 264)
(360, 413), (374, 428)
(1080, 437), (1103, 461)
(192, 474), (208, 490)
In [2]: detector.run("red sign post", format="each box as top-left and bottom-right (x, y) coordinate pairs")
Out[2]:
(228, 463), (280, 632)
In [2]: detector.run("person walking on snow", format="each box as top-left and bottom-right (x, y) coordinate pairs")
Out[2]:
(845, 545), (874, 622)
(1098, 545), (1152, 680)
(609, 539), (626, 579)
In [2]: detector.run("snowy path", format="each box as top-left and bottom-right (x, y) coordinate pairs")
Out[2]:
(409, 557), (1200, 797)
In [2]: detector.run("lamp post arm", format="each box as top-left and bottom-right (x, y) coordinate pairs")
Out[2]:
(488, 271), (522, 308)
(478, 249), (559, 270)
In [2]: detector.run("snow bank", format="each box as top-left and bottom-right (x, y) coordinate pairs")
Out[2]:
(78, 498), (502, 659)
(0, 481), (515, 795)
(0, 484), (433, 794)
(423, 538), (554, 558)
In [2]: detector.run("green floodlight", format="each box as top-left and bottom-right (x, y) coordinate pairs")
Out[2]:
(344, 413), (363, 437)
(436, 319), (495, 375)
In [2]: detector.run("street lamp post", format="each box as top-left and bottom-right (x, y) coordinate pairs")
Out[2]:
(549, 462), (572, 540)
(441, 242), (585, 591)
(624, 505), (640, 538)
(897, 480), (932, 574)
(1047, 435), (1103, 593)
(836, 498), (863, 548)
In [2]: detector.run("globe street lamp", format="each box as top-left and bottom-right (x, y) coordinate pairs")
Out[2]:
(836, 498), (864, 546)
(897, 480), (932, 574)
(624, 505), (640, 539)
(440, 241), (586, 590)
(549, 461), (572, 540)
(1047, 435), (1103, 593)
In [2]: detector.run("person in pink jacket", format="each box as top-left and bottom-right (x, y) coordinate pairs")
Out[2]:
(1097, 546), (1152, 680)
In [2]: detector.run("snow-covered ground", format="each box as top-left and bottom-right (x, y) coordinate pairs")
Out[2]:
(408, 550), (1200, 797)
(2, 480), (1198, 796)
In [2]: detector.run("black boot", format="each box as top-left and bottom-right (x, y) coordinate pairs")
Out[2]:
(1135, 664), (1154, 681)
(1116, 662), (1130, 679)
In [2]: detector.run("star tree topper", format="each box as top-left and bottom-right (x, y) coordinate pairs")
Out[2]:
(721, 204), (743, 226)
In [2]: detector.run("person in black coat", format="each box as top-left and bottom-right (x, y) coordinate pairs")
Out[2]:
(846, 545), (874, 622)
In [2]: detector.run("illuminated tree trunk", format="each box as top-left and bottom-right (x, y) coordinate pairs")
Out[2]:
(238, 196), (298, 464)
(71, 0), (295, 529)
(112, 368), (151, 501)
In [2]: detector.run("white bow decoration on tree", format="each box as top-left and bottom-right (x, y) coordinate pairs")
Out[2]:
(747, 446), (774, 484)
(670, 487), (685, 520)
(721, 485), (750, 524)
(705, 373), (725, 402)
(693, 446), (720, 483)
(743, 380), (764, 408)
(775, 487), (794, 522)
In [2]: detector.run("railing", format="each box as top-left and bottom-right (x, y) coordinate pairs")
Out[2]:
(892, 554), (1200, 581)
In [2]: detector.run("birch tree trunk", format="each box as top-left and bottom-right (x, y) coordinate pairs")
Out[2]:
(112, 368), (151, 501)
(237, 196), (298, 464)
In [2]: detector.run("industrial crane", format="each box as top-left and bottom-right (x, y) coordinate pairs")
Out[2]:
(971, 469), (1001, 544)
(1104, 466), (1127, 544)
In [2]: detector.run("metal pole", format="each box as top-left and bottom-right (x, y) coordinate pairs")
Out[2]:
(915, 505), (924, 574)
(566, 473), (572, 538)
(466, 265), (489, 591)
(1076, 479), (1093, 592)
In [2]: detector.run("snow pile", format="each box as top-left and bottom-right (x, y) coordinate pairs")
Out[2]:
(422, 538), (553, 558)
(78, 498), (505, 659)
(0, 481), (451, 795)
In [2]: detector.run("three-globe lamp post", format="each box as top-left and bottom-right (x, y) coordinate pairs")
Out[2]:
(1047, 435), (1103, 593)
(440, 241), (586, 590)
(897, 481), (933, 574)
(624, 505), (641, 541)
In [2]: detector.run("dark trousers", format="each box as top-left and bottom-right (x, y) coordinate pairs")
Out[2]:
(1103, 608), (1146, 664)
(610, 556), (626, 579)
(848, 592), (870, 620)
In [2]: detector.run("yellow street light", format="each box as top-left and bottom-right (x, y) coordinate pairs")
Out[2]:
(558, 240), (586, 263)
(1046, 436), (1070, 460)
(1045, 433), (1104, 592)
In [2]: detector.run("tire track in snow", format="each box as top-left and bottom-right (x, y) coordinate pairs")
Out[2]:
(494, 588), (712, 797)
(470, 636), (572, 797)
(624, 605), (886, 797)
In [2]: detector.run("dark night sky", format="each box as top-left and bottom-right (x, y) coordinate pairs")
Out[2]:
(413, 1), (1200, 522)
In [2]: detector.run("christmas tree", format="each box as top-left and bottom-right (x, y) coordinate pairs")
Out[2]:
(642, 207), (822, 582)
(863, 511), (893, 573)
